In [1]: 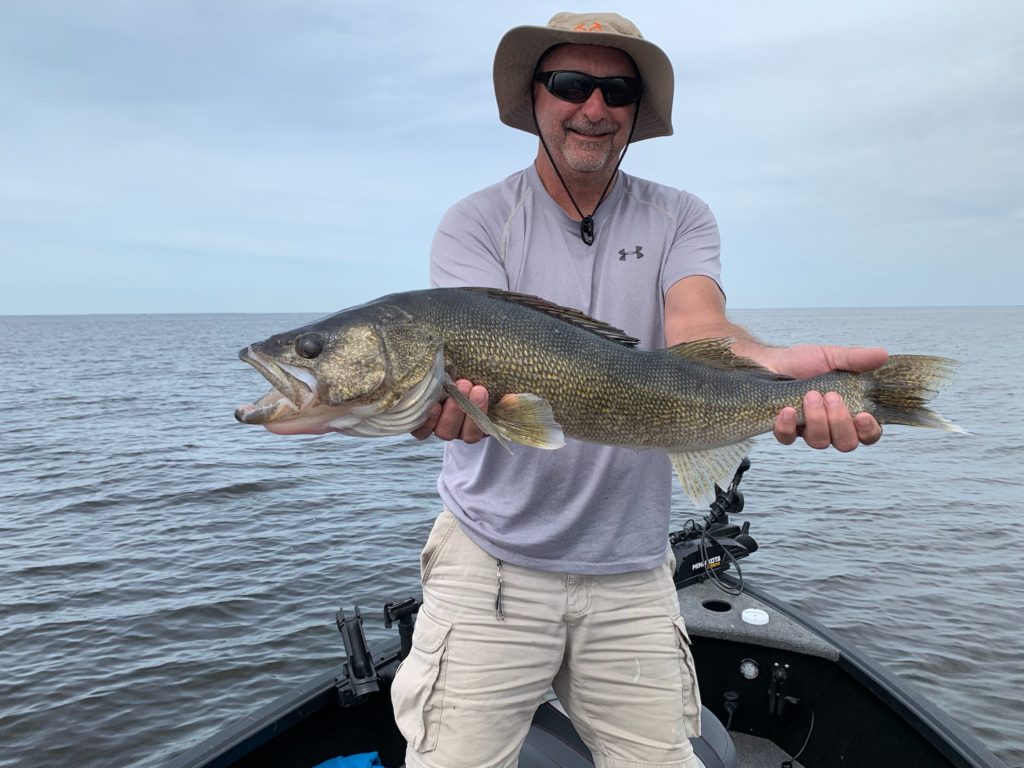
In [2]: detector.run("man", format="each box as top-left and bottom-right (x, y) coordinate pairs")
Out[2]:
(391, 13), (886, 768)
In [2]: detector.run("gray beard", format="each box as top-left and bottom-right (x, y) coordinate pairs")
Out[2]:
(559, 119), (619, 173)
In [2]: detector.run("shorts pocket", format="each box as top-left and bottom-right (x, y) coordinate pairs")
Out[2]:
(390, 607), (453, 752)
(420, 509), (459, 585)
(672, 614), (703, 738)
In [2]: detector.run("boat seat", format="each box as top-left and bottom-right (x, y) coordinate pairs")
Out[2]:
(521, 702), (737, 768)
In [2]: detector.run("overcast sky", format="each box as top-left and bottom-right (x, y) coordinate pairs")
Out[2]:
(2, 1), (1021, 314)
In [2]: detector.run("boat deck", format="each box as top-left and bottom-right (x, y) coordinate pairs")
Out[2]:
(732, 732), (803, 768)
(678, 578), (839, 662)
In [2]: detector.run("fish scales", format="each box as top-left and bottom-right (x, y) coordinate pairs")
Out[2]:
(408, 290), (840, 448)
(234, 287), (964, 505)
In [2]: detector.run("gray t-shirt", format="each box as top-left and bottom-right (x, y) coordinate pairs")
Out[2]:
(430, 164), (722, 574)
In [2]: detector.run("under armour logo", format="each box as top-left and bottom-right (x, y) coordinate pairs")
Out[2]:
(574, 21), (603, 32)
(618, 246), (644, 261)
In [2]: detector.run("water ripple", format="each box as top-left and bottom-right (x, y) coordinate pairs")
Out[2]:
(1, 308), (1022, 767)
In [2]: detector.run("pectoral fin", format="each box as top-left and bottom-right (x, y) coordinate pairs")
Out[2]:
(442, 376), (565, 452)
(489, 393), (565, 449)
(669, 440), (755, 508)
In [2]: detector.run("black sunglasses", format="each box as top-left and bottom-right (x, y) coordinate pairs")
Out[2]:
(534, 70), (642, 108)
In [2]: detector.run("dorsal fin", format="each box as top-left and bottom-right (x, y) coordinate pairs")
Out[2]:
(463, 287), (639, 347)
(666, 338), (792, 379)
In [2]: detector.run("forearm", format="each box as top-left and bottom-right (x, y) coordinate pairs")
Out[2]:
(725, 331), (782, 371)
(665, 303), (782, 371)
(664, 273), (885, 451)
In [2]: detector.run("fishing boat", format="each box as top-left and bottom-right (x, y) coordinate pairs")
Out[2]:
(166, 461), (1008, 768)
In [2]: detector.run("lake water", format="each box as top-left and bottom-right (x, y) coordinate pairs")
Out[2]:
(1, 306), (1022, 767)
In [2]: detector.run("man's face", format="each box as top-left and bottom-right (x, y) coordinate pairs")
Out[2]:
(533, 44), (639, 176)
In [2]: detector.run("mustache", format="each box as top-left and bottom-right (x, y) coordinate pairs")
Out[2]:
(563, 119), (618, 136)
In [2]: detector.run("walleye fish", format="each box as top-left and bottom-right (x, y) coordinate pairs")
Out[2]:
(235, 288), (963, 505)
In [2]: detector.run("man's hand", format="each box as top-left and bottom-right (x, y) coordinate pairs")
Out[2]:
(411, 379), (490, 443)
(665, 278), (888, 453)
(767, 345), (888, 451)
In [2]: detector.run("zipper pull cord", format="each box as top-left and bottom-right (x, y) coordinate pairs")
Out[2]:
(495, 559), (505, 622)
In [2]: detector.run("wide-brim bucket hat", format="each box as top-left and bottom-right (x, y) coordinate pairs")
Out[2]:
(493, 12), (674, 143)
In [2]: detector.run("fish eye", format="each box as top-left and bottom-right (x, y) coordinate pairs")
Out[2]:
(295, 332), (324, 359)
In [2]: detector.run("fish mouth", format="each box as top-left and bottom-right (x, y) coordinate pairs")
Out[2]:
(234, 347), (319, 425)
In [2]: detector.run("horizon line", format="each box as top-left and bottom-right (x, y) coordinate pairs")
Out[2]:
(2, 303), (1022, 319)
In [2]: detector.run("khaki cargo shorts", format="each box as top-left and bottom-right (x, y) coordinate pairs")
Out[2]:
(391, 509), (702, 768)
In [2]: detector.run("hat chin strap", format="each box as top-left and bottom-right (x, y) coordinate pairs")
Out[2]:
(531, 96), (641, 247)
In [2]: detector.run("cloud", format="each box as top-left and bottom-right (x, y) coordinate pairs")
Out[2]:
(0, 0), (1021, 313)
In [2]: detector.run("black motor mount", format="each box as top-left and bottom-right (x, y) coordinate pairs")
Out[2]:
(671, 458), (758, 588)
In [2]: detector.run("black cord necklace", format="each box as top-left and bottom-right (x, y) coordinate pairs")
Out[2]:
(531, 97), (641, 246)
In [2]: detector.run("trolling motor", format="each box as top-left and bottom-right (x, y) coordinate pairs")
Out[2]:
(670, 458), (759, 589)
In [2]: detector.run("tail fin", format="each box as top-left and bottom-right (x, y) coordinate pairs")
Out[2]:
(867, 355), (967, 433)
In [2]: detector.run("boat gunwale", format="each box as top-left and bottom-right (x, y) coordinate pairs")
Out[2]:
(733, 580), (1008, 768)
(163, 582), (1008, 768)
